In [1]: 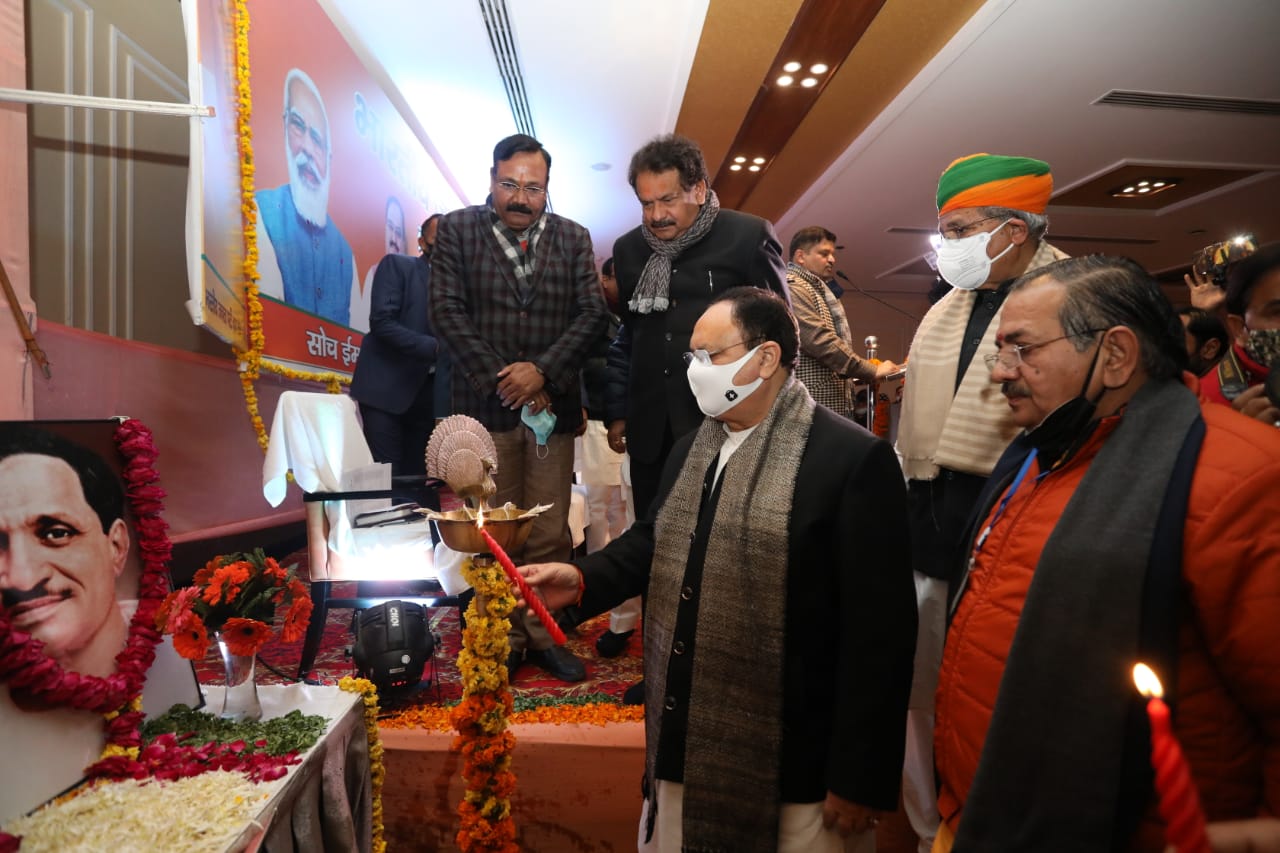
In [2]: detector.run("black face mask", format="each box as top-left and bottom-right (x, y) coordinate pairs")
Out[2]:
(1025, 339), (1106, 467)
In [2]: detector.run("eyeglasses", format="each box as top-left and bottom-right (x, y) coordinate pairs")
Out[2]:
(938, 216), (1003, 241)
(284, 109), (328, 152)
(983, 329), (1105, 371)
(495, 180), (547, 198)
(682, 338), (762, 366)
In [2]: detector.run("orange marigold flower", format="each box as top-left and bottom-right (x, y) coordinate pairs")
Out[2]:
(219, 617), (272, 656)
(279, 595), (313, 644)
(173, 615), (210, 660)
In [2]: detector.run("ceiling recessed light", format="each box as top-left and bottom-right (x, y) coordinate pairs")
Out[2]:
(800, 77), (818, 88)
(777, 75), (794, 86)
(748, 164), (761, 172)
(730, 164), (742, 171)
(733, 156), (746, 163)
(783, 61), (801, 73)
(752, 157), (766, 165)
(1110, 178), (1179, 199)
(810, 63), (828, 74)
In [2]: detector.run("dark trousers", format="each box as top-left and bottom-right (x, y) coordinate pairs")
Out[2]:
(628, 422), (675, 524)
(358, 380), (434, 478)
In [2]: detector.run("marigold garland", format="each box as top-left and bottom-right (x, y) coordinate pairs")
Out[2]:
(452, 557), (519, 852)
(340, 677), (387, 853)
(381, 699), (645, 731)
(230, 0), (347, 456)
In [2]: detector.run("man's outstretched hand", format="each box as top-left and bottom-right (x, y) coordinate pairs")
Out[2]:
(516, 562), (583, 612)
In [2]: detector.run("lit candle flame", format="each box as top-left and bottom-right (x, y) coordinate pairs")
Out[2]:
(1133, 662), (1164, 699)
(475, 505), (486, 530)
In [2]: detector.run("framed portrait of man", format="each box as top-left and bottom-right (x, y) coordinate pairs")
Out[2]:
(0, 420), (203, 821)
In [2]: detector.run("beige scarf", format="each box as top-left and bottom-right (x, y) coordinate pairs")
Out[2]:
(897, 241), (1067, 480)
(644, 376), (814, 852)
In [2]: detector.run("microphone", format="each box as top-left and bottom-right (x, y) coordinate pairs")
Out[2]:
(836, 271), (921, 322)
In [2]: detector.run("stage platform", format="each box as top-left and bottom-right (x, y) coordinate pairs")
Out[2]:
(381, 720), (645, 851)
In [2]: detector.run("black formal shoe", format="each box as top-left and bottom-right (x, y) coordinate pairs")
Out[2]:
(595, 628), (634, 658)
(525, 646), (586, 683)
(506, 649), (524, 679)
(622, 679), (645, 706)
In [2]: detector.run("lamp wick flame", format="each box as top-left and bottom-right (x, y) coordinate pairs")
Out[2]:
(475, 506), (485, 530)
(1133, 662), (1164, 699)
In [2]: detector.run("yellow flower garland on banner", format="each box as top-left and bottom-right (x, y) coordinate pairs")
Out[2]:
(231, 0), (346, 455)
(340, 676), (387, 853)
(451, 557), (519, 852)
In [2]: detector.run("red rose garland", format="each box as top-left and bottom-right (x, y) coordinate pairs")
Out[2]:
(0, 420), (167, 717)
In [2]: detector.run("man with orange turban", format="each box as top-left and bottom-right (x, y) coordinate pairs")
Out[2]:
(894, 153), (1067, 853)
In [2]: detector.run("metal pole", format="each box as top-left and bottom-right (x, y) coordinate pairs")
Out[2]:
(864, 335), (878, 432)
(0, 86), (214, 118)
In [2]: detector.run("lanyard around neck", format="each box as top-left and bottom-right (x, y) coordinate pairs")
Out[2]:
(973, 448), (1041, 555)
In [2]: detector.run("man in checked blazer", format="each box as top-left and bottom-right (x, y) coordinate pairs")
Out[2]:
(430, 134), (608, 682)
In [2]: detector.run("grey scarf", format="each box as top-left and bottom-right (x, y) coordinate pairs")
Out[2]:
(954, 378), (1204, 851)
(629, 189), (722, 314)
(645, 376), (814, 852)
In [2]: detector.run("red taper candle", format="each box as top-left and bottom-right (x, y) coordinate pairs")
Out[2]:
(479, 527), (566, 645)
(1132, 663), (1211, 853)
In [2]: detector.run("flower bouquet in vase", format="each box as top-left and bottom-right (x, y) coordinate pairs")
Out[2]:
(155, 549), (312, 721)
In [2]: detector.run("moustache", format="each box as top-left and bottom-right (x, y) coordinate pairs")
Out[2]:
(1, 580), (69, 609)
(505, 202), (534, 215)
(1001, 380), (1030, 399)
(649, 219), (677, 230)
(293, 151), (319, 179)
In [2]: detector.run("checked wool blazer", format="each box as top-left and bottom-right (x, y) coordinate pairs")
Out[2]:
(429, 204), (608, 434)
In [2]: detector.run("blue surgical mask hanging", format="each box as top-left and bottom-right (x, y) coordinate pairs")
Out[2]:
(521, 404), (556, 458)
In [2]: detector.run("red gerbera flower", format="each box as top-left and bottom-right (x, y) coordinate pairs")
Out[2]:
(219, 617), (272, 656)
(202, 562), (251, 605)
(172, 615), (210, 660)
(279, 595), (314, 644)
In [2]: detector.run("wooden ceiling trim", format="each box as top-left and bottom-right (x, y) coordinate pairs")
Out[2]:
(736, 0), (986, 225)
(710, 0), (889, 210)
(674, 0), (806, 182)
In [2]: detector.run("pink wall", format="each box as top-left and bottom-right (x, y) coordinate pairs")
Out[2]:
(33, 322), (311, 541)
(0, 2), (33, 420)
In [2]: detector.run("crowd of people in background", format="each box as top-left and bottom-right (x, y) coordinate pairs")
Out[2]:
(346, 133), (1278, 852)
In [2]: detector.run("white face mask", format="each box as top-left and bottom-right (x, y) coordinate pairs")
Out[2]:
(686, 344), (764, 418)
(935, 219), (1013, 291)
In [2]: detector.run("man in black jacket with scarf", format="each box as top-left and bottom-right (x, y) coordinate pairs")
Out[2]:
(523, 288), (915, 853)
(606, 134), (787, 520)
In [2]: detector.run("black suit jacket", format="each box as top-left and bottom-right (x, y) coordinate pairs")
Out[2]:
(609, 209), (788, 463)
(574, 404), (917, 809)
(349, 253), (438, 414)
(430, 205), (607, 434)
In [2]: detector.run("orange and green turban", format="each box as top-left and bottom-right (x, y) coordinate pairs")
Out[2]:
(936, 153), (1053, 216)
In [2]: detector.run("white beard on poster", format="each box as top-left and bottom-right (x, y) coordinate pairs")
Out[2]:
(288, 143), (331, 228)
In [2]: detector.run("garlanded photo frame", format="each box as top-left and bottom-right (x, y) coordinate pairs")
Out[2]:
(0, 419), (202, 821)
